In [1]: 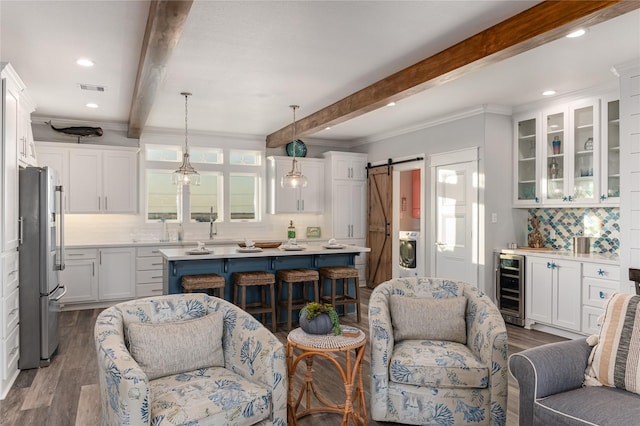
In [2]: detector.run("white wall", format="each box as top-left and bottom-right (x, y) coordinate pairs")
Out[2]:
(618, 63), (640, 292)
(358, 111), (519, 295)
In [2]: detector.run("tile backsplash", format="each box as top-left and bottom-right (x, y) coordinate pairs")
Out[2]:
(527, 207), (620, 253)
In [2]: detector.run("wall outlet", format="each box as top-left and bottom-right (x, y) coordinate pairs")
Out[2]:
(491, 213), (498, 223)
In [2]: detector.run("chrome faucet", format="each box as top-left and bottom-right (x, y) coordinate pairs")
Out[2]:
(209, 207), (217, 239)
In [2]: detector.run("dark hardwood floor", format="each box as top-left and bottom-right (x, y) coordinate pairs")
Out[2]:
(1, 289), (567, 425)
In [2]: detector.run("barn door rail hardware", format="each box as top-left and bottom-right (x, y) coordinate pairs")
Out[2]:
(366, 156), (424, 177)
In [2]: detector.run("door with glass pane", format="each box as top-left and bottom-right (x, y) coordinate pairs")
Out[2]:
(571, 98), (599, 204)
(542, 107), (568, 204)
(601, 94), (620, 203)
(513, 113), (540, 206)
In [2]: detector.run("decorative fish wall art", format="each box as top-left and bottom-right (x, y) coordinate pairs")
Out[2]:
(46, 120), (103, 143)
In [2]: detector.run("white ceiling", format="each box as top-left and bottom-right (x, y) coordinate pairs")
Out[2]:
(1, 1), (639, 146)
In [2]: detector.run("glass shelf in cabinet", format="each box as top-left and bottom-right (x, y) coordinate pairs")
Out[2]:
(575, 150), (594, 156)
(575, 123), (594, 130)
(519, 156), (536, 162)
(609, 146), (620, 151)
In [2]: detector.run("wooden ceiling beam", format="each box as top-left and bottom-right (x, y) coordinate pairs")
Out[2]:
(266, 0), (639, 148)
(127, 0), (193, 139)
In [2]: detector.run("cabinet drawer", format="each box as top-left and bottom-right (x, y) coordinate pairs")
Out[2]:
(583, 277), (618, 308)
(136, 283), (163, 298)
(65, 248), (98, 260)
(136, 270), (164, 284)
(583, 263), (620, 281)
(2, 251), (19, 296)
(136, 256), (163, 271)
(2, 288), (19, 339)
(2, 325), (20, 380)
(137, 246), (179, 257)
(582, 306), (604, 336)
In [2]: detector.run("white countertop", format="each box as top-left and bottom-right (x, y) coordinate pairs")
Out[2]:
(65, 238), (326, 249)
(497, 247), (619, 265)
(160, 244), (370, 261)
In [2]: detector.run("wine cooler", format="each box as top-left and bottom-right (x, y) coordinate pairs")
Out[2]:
(495, 252), (525, 326)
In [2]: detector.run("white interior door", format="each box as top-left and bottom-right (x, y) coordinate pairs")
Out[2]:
(431, 153), (477, 284)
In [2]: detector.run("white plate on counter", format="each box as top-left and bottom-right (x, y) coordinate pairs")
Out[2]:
(237, 247), (263, 253)
(281, 245), (305, 251)
(186, 249), (212, 255)
(322, 244), (345, 249)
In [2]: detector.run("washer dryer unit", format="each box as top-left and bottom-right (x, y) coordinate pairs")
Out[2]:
(399, 231), (420, 278)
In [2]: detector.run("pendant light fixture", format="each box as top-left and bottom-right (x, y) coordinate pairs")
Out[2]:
(281, 105), (308, 189)
(173, 92), (200, 186)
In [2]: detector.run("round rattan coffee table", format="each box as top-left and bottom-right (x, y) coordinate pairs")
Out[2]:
(286, 327), (367, 425)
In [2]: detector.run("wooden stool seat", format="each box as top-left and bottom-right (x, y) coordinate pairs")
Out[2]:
(233, 271), (277, 332)
(319, 266), (361, 323)
(182, 274), (226, 298)
(277, 269), (320, 331)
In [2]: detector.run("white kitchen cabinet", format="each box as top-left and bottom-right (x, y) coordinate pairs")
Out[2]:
(37, 143), (138, 214)
(542, 98), (600, 206)
(135, 245), (179, 297)
(600, 93), (620, 203)
(330, 153), (367, 181)
(1, 250), (20, 399)
(513, 112), (541, 206)
(513, 94), (618, 207)
(60, 249), (98, 303)
(2, 69), (20, 252)
(324, 152), (368, 241)
(98, 247), (136, 301)
(35, 144), (69, 211)
(526, 256), (582, 332)
(17, 100), (37, 167)
(581, 262), (620, 335)
(267, 156), (324, 214)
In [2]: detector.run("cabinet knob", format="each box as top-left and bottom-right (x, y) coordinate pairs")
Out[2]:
(600, 194), (607, 201)
(547, 262), (552, 269)
(562, 196), (567, 202)
(535, 196), (540, 203)
(568, 195), (573, 202)
(599, 291), (606, 299)
(597, 269), (605, 276)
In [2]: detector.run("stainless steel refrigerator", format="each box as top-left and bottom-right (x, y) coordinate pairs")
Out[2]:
(18, 166), (66, 369)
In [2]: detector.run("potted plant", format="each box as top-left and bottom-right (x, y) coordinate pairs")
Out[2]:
(299, 302), (341, 335)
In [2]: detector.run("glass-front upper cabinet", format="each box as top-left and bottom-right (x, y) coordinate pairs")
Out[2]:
(513, 112), (541, 206)
(571, 98), (600, 204)
(542, 107), (568, 204)
(601, 93), (620, 203)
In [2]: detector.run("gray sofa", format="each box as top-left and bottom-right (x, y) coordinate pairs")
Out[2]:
(509, 338), (640, 426)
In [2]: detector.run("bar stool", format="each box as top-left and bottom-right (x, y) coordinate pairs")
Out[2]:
(233, 271), (277, 333)
(276, 268), (320, 331)
(319, 266), (361, 322)
(181, 273), (226, 298)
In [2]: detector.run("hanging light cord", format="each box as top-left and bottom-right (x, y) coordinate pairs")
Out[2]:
(290, 104), (299, 160)
(183, 92), (191, 155)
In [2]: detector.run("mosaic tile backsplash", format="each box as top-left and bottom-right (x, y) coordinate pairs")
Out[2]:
(527, 207), (620, 253)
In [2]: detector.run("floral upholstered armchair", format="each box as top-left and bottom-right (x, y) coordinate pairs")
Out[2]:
(369, 277), (508, 425)
(94, 293), (287, 426)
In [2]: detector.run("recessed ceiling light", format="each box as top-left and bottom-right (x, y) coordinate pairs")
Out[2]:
(566, 29), (586, 38)
(325, 126), (331, 130)
(542, 90), (556, 96)
(76, 58), (95, 67)
(386, 102), (396, 107)
(86, 102), (99, 108)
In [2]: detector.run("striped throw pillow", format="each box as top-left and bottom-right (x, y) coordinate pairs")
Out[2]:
(587, 293), (640, 394)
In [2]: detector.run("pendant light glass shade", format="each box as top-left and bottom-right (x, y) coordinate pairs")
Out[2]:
(281, 105), (308, 189)
(173, 92), (200, 186)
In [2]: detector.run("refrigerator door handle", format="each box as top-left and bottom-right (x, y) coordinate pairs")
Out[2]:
(56, 185), (65, 271)
(18, 217), (23, 244)
(52, 286), (67, 301)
